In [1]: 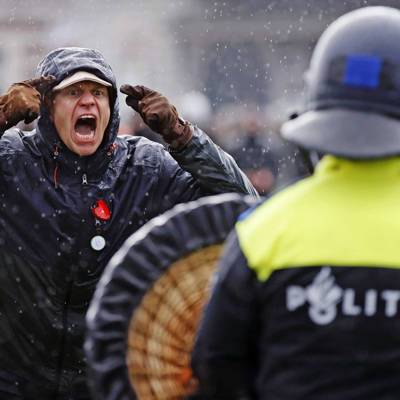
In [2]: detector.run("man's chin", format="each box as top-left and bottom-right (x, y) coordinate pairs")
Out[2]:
(76, 146), (98, 157)
(70, 142), (99, 157)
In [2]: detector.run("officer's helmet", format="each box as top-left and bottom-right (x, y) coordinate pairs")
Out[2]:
(281, 6), (400, 159)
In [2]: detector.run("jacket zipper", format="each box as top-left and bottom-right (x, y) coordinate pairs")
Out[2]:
(54, 280), (73, 399)
(55, 173), (88, 396)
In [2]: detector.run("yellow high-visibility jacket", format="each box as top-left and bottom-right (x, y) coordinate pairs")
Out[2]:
(193, 155), (400, 400)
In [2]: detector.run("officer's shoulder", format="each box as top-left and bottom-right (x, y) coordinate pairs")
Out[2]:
(239, 175), (317, 224)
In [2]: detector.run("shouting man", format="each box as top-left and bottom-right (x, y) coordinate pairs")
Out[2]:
(0, 47), (256, 399)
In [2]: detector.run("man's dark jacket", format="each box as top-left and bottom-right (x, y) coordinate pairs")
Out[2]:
(0, 47), (256, 399)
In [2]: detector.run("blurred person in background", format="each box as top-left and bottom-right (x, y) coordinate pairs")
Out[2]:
(192, 6), (400, 399)
(0, 46), (256, 399)
(220, 108), (311, 196)
(229, 112), (277, 195)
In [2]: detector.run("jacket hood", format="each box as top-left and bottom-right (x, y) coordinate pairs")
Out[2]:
(35, 47), (120, 175)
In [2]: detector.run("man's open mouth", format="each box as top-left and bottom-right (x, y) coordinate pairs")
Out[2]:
(74, 115), (97, 142)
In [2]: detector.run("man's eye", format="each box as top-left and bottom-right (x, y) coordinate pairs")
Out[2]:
(67, 89), (79, 96)
(93, 89), (105, 96)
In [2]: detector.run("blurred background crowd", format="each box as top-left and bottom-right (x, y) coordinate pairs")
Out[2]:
(2, 0), (399, 194)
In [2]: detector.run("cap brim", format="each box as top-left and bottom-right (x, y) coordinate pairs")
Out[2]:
(53, 72), (112, 91)
(281, 109), (400, 159)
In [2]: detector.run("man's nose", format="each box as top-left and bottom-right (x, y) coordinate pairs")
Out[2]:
(79, 91), (96, 106)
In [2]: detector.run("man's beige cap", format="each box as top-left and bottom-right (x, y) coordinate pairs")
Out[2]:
(53, 71), (112, 91)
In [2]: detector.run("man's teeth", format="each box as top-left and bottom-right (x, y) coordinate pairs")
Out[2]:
(74, 131), (95, 142)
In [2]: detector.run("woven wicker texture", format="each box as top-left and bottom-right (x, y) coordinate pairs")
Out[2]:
(127, 244), (222, 400)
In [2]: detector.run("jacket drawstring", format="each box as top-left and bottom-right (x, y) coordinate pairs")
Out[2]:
(107, 142), (118, 157)
(53, 144), (60, 189)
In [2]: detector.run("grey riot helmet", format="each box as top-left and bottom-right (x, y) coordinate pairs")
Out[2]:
(281, 6), (400, 159)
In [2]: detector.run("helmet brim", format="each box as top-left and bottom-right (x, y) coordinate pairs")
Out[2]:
(281, 109), (400, 159)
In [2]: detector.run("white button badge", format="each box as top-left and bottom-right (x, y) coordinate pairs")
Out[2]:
(91, 235), (106, 251)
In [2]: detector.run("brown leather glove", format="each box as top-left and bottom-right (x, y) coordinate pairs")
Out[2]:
(120, 85), (193, 150)
(0, 76), (55, 131)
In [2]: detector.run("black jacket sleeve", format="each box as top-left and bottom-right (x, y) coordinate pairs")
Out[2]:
(191, 231), (260, 400)
(171, 127), (259, 197)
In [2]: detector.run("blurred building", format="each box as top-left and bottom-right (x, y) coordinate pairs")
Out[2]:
(0, 0), (398, 125)
(178, 0), (400, 118)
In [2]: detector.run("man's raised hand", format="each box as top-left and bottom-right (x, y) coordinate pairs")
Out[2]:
(0, 75), (55, 130)
(120, 84), (192, 150)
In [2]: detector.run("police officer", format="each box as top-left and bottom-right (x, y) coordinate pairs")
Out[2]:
(191, 6), (400, 399)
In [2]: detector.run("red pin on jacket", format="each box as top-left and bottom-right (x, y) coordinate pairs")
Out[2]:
(92, 200), (111, 221)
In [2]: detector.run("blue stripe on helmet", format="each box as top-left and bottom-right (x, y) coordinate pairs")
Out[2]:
(343, 55), (382, 88)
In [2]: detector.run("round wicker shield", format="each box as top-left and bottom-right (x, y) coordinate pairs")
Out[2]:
(85, 193), (258, 400)
(127, 244), (222, 399)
